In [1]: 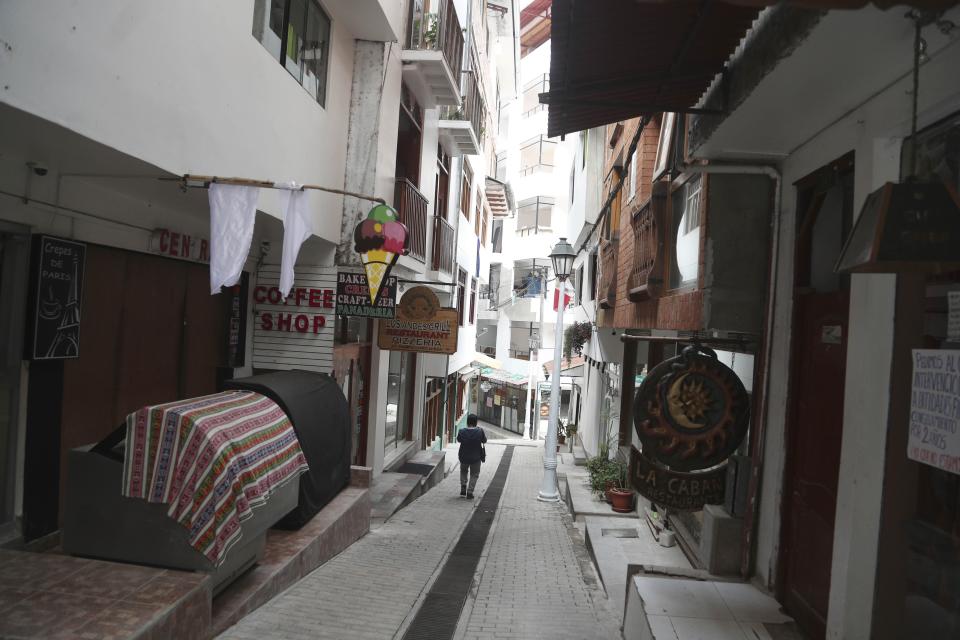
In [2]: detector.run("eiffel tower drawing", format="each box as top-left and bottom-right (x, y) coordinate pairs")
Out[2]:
(46, 256), (81, 358)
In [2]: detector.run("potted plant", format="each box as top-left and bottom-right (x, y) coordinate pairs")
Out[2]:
(423, 13), (439, 48)
(557, 420), (566, 446)
(607, 461), (634, 513)
(565, 423), (578, 445)
(563, 321), (592, 363)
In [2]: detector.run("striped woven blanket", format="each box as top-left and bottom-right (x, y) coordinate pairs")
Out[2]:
(122, 390), (308, 565)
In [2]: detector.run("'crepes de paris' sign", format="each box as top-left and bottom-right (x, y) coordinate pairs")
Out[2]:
(632, 344), (750, 511)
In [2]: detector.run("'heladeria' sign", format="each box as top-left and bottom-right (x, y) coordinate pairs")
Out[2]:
(336, 271), (396, 318)
(377, 286), (458, 355)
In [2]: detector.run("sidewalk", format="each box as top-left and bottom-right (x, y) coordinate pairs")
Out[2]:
(218, 444), (618, 639)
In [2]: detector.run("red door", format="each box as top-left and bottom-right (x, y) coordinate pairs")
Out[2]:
(781, 291), (848, 637)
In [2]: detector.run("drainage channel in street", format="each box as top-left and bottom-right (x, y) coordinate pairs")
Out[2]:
(401, 445), (515, 640)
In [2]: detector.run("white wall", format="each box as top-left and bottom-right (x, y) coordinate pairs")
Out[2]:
(744, 23), (960, 640)
(0, 0), (366, 243)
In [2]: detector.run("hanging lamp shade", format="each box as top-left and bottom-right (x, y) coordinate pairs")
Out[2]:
(835, 180), (960, 274)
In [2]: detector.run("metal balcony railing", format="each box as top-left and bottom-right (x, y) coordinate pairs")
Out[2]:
(431, 216), (455, 273)
(440, 70), (486, 146)
(509, 349), (531, 361)
(406, 0), (464, 81)
(394, 178), (428, 263)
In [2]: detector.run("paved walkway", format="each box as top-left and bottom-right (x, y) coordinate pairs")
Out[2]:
(218, 444), (618, 640)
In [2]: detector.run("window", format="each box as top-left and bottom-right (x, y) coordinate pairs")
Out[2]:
(254, 0), (331, 106)
(491, 219), (504, 253)
(522, 75), (549, 117)
(495, 152), (508, 182)
(470, 277), (478, 324)
(460, 163), (473, 218)
(516, 196), (554, 236)
(670, 175), (703, 288)
(575, 265), (584, 304)
(629, 148), (638, 200)
(475, 196), (482, 236)
(385, 351), (415, 450)
(588, 250), (598, 300)
(519, 136), (557, 176)
(457, 268), (467, 326)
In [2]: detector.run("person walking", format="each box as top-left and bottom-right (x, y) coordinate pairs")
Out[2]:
(457, 414), (487, 499)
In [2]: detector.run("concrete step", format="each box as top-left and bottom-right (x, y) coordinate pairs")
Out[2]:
(369, 450), (447, 528)
(623, 573), (801, 640)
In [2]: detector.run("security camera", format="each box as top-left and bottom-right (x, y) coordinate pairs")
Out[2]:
(27, 161), (49, 177)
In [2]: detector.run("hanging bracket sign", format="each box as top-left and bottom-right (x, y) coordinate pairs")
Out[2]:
(336, 271), (396, 318)
(630, 448), (726, 511)
(377, 286), (458, 354)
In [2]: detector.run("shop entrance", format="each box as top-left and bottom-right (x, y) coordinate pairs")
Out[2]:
(333, 316), (373, 466)
(779, 153), (854, 639)
(22, 242), (232, 540)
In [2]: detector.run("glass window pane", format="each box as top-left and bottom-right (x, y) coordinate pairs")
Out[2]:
(541, 140), (556, 167)
(258, 0), (285, 61)
(285, 0), (307, 82)
(303, 2), (330, 104)
(670, 176), (701, 288)
(385, 350), (401, 449)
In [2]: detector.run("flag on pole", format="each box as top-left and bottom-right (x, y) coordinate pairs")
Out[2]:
(553, 282), (572, 311)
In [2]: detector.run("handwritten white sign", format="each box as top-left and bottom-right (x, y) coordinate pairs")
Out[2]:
(908, 349), (960, 475)
(948, 291), (960, 342)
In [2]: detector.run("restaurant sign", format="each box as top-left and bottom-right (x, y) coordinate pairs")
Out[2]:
(377, 286), (458, 355)
(149, 228), (209, 263)
(630, 447), (726, 511)
(336, 270), (396, 318)
(31, 235), (85, 360)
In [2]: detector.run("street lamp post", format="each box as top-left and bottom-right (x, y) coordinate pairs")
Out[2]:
(538, 238), (576, 502)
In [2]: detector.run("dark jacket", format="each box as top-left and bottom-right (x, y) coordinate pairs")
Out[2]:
(457, 426), (487, 464)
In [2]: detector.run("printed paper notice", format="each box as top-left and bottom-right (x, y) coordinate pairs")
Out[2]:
(948, 291), (960, 342)
(909, 349), (960, 475)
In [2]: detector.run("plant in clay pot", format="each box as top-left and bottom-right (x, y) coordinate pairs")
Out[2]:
(607, 461), (634, 513)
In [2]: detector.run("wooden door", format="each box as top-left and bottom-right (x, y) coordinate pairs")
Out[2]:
(333, 342), (371, 466)
(779, 154), (854, 639)
(781, 290), (849, 636)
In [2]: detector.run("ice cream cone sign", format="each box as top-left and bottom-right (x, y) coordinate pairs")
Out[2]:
(353, 204), (408, 306)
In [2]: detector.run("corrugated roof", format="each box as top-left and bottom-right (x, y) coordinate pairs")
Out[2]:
(543, 0), (760, 138)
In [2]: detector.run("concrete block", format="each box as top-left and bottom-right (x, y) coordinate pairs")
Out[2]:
(700, 503), (743, 576)
(350, 465), (372, 488)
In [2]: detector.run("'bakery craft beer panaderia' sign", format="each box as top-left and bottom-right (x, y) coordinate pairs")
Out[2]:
(336, 271), (396, 318)
(378, 286), (458, 355)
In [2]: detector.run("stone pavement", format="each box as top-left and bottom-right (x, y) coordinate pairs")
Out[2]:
(218, 444), (619, 640)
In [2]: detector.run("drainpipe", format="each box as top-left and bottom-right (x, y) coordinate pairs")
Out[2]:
(677, 160), (781, 578)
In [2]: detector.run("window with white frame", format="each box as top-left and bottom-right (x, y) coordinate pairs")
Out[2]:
(519, 136), (557, 176)
(522, 75), (549, 117)
(253, 0), (331, 106)
(670, 175), (703, 288)
(516, 196), (554, 235)
(629, 148), (638, 200)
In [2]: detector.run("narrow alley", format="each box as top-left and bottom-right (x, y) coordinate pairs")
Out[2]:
(218, 439), (620, 640)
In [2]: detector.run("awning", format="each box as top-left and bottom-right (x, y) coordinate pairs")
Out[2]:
(520, 0), (552, 56)
(479, 367), (530, 388)
(542, 0), (956, 139)
(542, 0), (761, 138)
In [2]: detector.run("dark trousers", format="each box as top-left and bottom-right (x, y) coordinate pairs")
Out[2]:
(460, 461), (481, 492)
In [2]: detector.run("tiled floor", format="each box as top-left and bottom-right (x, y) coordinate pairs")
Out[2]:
(627, 576), (800, 640)
(0, 550), (210, 640)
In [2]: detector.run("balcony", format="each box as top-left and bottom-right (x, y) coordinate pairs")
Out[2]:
(439, 72), (484, 157)
(599, 238), (618, 310)
(509, 349), (532, 361)
(627, 192), (665, 302)
(401, 0), (464, 109)
(394, 178), (428, 263)
(431, 216), (455, 274)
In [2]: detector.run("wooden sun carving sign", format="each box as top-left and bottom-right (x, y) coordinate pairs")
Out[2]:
(632, 344), (750, 510)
